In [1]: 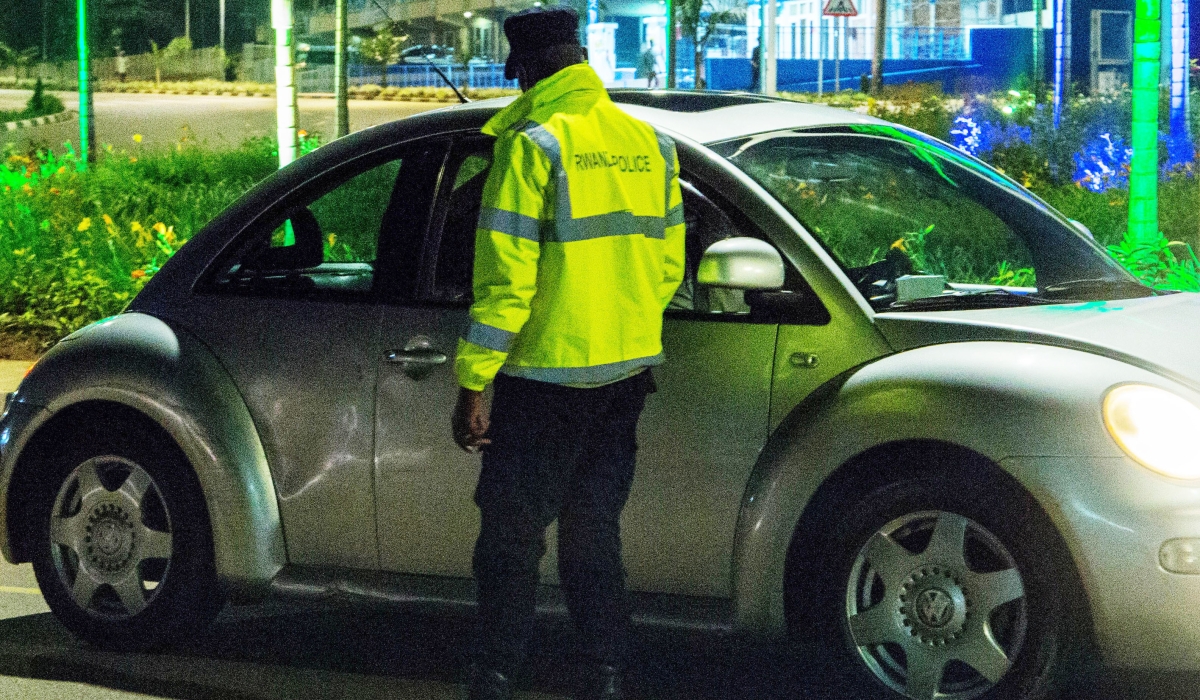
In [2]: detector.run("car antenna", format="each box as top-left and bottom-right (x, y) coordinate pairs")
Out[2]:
(368, 0), (471, 104)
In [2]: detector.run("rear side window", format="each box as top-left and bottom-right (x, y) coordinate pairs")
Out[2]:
(209, 156), (405, 298)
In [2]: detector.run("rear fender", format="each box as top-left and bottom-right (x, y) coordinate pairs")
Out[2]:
(2, 313), (286, 599)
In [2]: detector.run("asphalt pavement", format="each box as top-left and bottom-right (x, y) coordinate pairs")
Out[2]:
(0, 90), (446, 153)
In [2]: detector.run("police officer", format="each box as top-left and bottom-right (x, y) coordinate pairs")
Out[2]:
(450, 7), (685, 700)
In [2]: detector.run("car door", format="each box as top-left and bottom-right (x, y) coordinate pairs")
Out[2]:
(374, 135), (810, 598)
(191, 145), (423, 570)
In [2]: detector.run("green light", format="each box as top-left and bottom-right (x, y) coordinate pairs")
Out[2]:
(1129, 0), (1161, 241)
(76, 0), (94, 168)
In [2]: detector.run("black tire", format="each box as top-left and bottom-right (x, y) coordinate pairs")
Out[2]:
(28, 420), (224, 650)
(796, 472), (1086, 700)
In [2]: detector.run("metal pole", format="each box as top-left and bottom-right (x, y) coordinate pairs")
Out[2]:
(872, 0), (887, 92)
(1032, 0), (1041, 97)
(185, 0), (191, 41)
(1053, 0), (1070, 126)
(76, 0), (94, 167)
(272, 0), (299, 167)
(763, 0), (777, 94)
(335, 0), (349, 138)
(1128, 0), (1161, 241)
(834, 16), (841, 91)
(817, 18), (824, 95)
(220, 0), (227, 51)
(42, 0), (50, 61)
(666, 0), (676, 88)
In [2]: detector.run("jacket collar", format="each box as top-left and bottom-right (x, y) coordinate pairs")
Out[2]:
(482, 63), (608, 136)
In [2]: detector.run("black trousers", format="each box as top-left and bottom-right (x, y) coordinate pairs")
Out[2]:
(472, 370), (654, 677)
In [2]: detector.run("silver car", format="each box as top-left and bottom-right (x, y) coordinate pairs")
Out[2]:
(1, 92), (1195, 700)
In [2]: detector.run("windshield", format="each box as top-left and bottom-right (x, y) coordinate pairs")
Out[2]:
(710, 128), (1150, 311)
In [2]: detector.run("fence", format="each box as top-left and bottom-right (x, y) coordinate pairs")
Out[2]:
(4, 47), (227, 87)
(293, 62), (518, 92)
(763, 25), (968, 62)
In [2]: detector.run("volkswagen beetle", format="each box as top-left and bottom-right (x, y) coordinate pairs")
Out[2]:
(1, 91), (1196, 700)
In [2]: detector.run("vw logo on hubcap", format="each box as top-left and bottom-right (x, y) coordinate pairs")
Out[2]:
(916, 587), (956, 628)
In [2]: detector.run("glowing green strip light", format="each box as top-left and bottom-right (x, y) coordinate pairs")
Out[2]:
(76, 0), (90, 169)
(1128, 0), (1161, 241)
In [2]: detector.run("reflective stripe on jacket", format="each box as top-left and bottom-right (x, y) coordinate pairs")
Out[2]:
(455, 63), (686, 392)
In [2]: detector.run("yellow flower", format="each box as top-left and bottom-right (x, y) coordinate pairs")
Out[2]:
(77, 217), (91, 232)
(132, 134), (143, 143)
(102, 214), (114, 227)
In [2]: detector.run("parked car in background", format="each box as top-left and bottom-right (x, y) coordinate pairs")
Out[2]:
(3, 92), (1199, 700)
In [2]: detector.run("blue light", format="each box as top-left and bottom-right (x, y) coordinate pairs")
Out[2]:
(1052, 0), (1066, 128)
(1167, 0), (1192, 167)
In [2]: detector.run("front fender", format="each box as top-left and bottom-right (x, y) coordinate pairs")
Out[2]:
(1, 313), (286, 599)
(730, 340), (1175, 636)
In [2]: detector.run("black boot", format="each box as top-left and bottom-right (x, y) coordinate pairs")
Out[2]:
(575, 664), (623, 700)
(467, 666), (512, 700)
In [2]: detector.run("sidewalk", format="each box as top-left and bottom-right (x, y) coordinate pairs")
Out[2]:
(0, 361), (32, 394)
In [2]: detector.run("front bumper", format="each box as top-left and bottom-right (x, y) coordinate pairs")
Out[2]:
(1005, 456), (1200, 671)
(0, 398), (46, 563)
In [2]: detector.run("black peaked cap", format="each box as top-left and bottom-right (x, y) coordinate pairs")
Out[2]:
(504, 7), (580, 80)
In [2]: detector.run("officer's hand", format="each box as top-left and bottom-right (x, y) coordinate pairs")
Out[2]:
(452, 388), (491, 453)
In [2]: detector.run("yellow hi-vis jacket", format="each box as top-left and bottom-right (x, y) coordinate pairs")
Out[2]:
(455, 63), (686, 391)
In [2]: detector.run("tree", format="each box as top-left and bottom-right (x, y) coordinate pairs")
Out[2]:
(359, 22), (406, 88)
(678, 0), (741, 89)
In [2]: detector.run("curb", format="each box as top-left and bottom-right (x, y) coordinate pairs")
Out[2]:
(2, 109), (74, 132)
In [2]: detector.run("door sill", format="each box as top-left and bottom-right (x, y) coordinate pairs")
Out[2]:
(269, 565), (735, 634)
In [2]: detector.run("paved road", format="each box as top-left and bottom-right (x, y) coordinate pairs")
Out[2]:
(0, 90), (446, 153)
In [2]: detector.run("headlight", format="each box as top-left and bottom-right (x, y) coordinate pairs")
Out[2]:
(1104, 384), (1200, 480)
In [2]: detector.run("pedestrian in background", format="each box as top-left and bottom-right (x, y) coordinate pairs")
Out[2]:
(115, 47), (128, 83)
(451, 7), (686, 699)
(637, 41), (659, 88)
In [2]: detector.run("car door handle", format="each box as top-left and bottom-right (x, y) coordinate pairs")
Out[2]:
(386, 349), (448, 365)
(386, 336), (448, 380)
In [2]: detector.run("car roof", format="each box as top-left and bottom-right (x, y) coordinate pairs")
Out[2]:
(445, 90), (891, 145)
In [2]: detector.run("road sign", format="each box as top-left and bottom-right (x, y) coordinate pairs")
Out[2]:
(823, 0), (857, 16)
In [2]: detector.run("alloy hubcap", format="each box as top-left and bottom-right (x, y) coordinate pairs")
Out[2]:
(49, 456), (173, 619)
(845, 510), (1027, 700)
(85, 503), (137, 573)
(900, 567), (969, 644)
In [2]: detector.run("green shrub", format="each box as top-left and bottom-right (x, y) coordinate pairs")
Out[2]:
(0, 79), (65, 123)
(0, 139), (276, 347)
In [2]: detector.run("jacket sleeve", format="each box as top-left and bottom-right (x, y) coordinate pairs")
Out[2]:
(455, 131), (551, 391)
(658, 143), (686, 310)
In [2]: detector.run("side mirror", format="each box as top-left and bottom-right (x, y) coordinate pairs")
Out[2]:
(696, 237), (785, 290)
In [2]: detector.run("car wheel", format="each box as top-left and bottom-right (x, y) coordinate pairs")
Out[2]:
(29, 426), (224, 649)
(802, 475), (1082, 700)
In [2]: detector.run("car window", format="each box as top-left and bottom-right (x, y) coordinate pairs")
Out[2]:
(720, 134), (1035, 288)
(429, 139), (494, 304)
(211, 156), (404, 298)
(427, 138), (778, 320)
